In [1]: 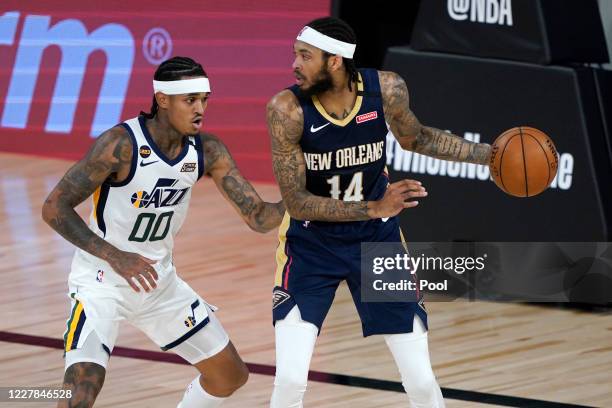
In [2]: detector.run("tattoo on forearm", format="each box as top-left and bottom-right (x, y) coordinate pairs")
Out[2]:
(413, 126), (491, 164)
(268, 94), (371, 222)
(221, 170), (257, 217)
(203, 133), (284, 232)
(58, 362), (105, 408)
(379, 70), (491, 165)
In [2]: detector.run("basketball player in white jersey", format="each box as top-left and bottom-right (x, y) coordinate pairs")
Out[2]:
(42, 56), (284, 408)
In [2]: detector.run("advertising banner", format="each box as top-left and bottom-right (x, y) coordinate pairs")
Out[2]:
(0, 0), (330, 181)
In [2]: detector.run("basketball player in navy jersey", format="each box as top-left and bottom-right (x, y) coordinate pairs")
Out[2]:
(267, 18), (492, 407)
(42, 57), (284, 408)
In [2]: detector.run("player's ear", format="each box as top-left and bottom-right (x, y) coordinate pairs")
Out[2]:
(155, 92), (169, 109)
(329, 54), (343, 72)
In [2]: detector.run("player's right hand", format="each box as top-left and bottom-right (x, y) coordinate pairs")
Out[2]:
(108, 251), (158, 292)
(369, 179), (427, 219)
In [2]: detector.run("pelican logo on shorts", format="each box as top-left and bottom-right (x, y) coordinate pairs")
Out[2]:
(273, 288), (291, 309)
(184, 299), (200, 328)
(130, 178), (189, 209)
(418, 297), (426, 312)
(180, 162), (196, 173)
(139, 145), (152, 158)
(355, 111), (378, 124)
(96, 269), (104, 283)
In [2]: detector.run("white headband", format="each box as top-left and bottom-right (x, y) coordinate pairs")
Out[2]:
(153, 78), (211, 95)
(296, 26), (356, 59)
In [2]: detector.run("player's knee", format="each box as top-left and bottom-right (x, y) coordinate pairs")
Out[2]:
(58, 362), (105, 408)
(274, 367), (308, 389)
(402, 370), (437, 400)
(201, 361), (248, 397)
(234, 361), (249, 390)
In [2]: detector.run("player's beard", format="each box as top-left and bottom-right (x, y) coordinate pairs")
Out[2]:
(300, 65), (333, 98)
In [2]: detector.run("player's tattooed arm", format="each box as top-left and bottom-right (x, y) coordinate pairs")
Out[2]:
(41, 126), (130, 262)
(379, 70), (491, 165)
(202, 133), (285, 233)
(267, 91), (381, 221)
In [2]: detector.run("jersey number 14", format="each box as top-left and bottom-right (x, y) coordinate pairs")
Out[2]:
(326, 172), (364, 201)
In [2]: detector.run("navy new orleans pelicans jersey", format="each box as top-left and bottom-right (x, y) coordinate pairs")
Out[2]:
(290, 68), (389, 225)
(273, 69), (427, 335)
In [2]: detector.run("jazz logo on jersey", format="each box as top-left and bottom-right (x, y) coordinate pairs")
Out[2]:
(96, 269), (104, 283)
(131, 178), (189, 209)
(184, 299), (200, 328)
(139, 145), (152, 158)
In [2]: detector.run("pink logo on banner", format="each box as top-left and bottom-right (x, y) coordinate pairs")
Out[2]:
(356, 111), (378, 124)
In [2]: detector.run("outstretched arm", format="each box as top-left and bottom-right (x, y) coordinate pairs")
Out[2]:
(379, 71), (491, 165)
(201, 133), (284, 233)
(267, 90), (424, 222)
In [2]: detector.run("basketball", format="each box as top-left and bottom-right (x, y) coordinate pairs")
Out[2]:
(489, 126), (559, 197)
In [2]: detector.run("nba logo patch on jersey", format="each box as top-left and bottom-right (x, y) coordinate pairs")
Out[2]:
(356, 111), (378, 124)
(273, 288), (291, 309)
(96, 270), (104, 283)
(139, 145), (152, 158)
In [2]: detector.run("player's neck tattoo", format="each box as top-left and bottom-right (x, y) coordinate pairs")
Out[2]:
(329, 108), (351, 120)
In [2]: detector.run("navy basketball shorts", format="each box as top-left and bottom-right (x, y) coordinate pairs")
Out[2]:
(273, 214), (428, 337)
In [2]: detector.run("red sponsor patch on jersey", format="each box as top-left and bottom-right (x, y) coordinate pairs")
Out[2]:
(356, 111), (378, 124)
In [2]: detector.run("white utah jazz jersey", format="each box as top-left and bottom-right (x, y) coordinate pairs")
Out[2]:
(71, 116), (204, 286)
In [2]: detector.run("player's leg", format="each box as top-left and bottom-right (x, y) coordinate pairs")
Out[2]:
(173, 305), (248, 407)
(135, 275), (247, 407)
(351, 286), (444, 407)
(347, 220), (445, 407)
(384, 317), (445, 408)
(270, 305), (318, 408)
(59, 332), (108, 408)
(270, 217), (344, 407)
(59, 295), (115, 408)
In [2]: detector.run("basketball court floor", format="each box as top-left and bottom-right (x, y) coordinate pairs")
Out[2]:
(1, 152), (610, 407)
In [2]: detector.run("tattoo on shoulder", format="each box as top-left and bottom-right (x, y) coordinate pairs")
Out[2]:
(60, 126), (131, 201)
(267, 99), (303, 144)
(201, 133), (233, 172)
(379, 71), (409, 118)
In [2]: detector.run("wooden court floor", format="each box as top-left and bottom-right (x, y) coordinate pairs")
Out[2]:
(0, 152), (610, 407)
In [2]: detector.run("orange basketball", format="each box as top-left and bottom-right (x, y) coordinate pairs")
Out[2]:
(489, 127), (559, 197)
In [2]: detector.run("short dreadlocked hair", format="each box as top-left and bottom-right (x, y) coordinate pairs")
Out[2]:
(305, 17), (359, 91)
(141, 56), (208, 118)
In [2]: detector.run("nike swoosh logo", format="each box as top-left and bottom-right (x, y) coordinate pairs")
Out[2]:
(310, 123), (330, 133)
(140, 160), (159, 167)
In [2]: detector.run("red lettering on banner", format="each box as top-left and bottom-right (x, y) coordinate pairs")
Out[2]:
(356, 111), (378, 124)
